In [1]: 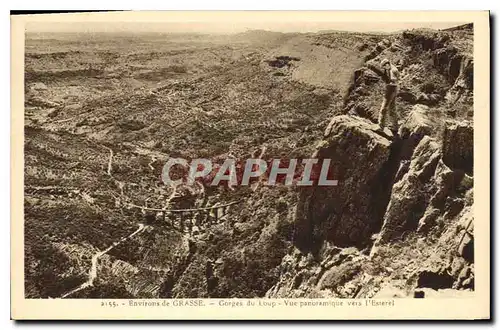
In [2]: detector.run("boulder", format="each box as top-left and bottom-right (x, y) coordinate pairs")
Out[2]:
(316, 260), (361, 291)
(398, 104), (434, 139)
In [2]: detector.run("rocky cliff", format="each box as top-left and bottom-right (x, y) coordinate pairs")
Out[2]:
(267, 24), (474, 299)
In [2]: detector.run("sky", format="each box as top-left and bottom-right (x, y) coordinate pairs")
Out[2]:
(22, 12), (469, 34)
(26, 21), (467, 34)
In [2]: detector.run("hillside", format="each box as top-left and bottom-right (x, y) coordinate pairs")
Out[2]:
(24, 25), (473, 299)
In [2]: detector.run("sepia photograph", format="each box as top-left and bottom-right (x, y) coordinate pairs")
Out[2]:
(11, 11), (490, 320)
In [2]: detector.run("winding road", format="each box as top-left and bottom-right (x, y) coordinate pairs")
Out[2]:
(60, 223), (147, 298)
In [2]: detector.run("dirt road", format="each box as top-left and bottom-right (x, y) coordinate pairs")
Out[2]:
(60, 223), (147, 298)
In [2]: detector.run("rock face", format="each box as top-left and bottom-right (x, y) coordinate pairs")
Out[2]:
(374, 115), (473, 245)
(375, 136), (441, 243)
(269, 26), (475, 299)
(271, 117), (474, 298)
(294, 115), (393, 251)
(442, 120), (473, 175)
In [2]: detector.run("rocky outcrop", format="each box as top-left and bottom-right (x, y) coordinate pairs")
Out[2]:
(272, 101), (473, 300)
(266, 25), (475, 300)
(442, 120), (473, 175)
(343, 25), (473, 128)
(266, 245), (367, 298)
(374, 136), (441, 244)
(294, 115), (394, 251)
(374, 115), (472, 242)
